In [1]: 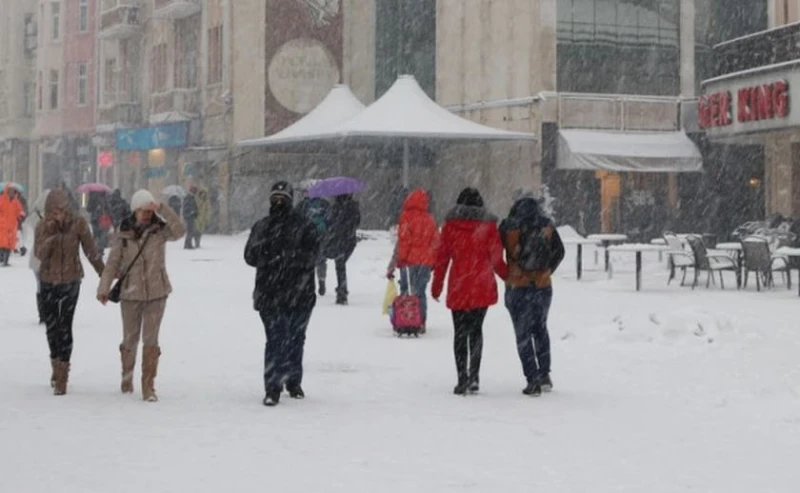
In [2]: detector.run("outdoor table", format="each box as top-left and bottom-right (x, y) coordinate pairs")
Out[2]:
(608, 243), (669, 291)
(775, 247), (800, 297)
(650, 238), (667, 262)
(587, 234), (629, 272)
(562, 237), (600, 280)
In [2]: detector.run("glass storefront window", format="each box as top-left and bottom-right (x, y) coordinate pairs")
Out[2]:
(557, 0), (680, 96)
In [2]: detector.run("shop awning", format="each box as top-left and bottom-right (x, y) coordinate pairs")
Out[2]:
(557, 130), (702, 173)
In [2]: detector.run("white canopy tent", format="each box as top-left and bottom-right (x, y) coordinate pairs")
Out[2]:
(333, 75), (536, 186)
(238, 84), (365, 147)
(557, 129), (703, 173)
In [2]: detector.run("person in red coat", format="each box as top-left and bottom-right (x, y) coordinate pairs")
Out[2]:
(0, 184), (25, 266)
(432, 188), (507, 395)
(386, 188), (439, 327)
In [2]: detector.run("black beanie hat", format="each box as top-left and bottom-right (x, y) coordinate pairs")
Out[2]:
(270, 181), (294, 201)
(456, 187), (484, 207)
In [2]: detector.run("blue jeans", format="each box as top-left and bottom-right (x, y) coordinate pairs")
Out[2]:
(259, 308), (312, 392)
(400, 265), (431, 323)
(505, 286), (553, 382)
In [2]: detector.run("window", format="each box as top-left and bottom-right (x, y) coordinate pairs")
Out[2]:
(23, 82), (34, 116)
(104, 58), (117, 103)
(51, 2), (60, 41)
(175, 15), (199, 88)
(79, 0), (88, 32)
(49, 69), (59, 109)
(37, 71), (43, 110)
(207, 25), (223, 84)
(77, 63), (88, 105)
(557, 0), (681, 96)
(150, 43), (168, 92)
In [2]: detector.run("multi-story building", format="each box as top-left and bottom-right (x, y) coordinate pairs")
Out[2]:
(0, 0), (37, 194)
(699, 0), (800, 221)
(96, 0), (231, 229)
(32, 0), (99, 195)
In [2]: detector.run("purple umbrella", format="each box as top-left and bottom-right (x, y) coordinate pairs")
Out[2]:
(306, 177), (366, 198)
(76, 182), (112, 194)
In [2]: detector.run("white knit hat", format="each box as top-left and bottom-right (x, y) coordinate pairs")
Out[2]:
(130, 189), (156, 211)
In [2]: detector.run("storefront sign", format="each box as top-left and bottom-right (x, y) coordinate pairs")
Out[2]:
(699, 80), (790, 129)
(701, 66), (800, 138)
(115, 122), (188, 151)
(97, 151), (113, 168)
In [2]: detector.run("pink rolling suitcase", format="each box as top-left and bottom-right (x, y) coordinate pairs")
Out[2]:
(390, 295), (424, 337)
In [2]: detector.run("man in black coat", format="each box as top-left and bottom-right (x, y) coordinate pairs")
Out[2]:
(244, 181), (320, 407)
(323, 193), (361, 305)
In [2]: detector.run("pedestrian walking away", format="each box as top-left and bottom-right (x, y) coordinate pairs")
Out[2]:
(34, 189), (105, 395)
(97, 189), (186, 402)
(323, 193), (360, 305)
(24, 189), (51, 324)
(297, 191), (331, 296)
(432, 188), (507, 395)
(0, 184), (25, 266)
(245, 181), (320, 407)
(499, 196), (565, 397)
(386, 188), (439, 329)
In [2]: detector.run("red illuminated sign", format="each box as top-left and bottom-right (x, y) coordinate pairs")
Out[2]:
(699, 80), (790, 129)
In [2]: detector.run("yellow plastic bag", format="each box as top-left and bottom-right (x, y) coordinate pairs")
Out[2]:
(382, 279), (398, 316)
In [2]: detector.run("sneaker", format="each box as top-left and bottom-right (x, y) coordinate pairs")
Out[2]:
(286, 385), (305, 399)
(522, 380), (542, 397)
(318, 281), (326, 296)
(467, 378), (479, 393)
(453, 380), (468, 395)
(262, 391), (281, 407)
(540, 375), (553, 392)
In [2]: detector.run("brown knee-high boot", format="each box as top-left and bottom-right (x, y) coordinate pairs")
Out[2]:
(53, 361), (70, 396)
(141, 346), (161, 402)
(120, 345), (137, 394)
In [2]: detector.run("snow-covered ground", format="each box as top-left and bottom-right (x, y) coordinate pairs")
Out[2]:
(1, 232), (799, 492)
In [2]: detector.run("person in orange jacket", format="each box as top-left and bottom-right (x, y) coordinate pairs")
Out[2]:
(0, 184), (25, 266)
(387, 188), (439, 327)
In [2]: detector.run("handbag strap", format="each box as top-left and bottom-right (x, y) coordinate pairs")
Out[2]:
(118, 232), (152, 282)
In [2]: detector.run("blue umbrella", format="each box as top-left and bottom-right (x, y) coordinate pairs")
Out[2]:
(306, 176), (366, 198)
(0, 182), (25, 194)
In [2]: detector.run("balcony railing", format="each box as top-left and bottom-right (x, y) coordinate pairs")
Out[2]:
(151, 88), (200, 116)
(98, 100), (141, 126)
(153, 0), (201, 19)
(99, 2), (141, 39)
(712, 21), (800, 77)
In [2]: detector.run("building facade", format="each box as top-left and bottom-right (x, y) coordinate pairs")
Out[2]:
(700, 0), (800, 221)
(0, 0), (37, 193)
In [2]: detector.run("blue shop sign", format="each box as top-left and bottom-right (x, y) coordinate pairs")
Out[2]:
(115, 122), (188, 151)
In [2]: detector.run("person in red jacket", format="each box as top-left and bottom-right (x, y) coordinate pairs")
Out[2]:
(432, 188), (507, 395)
(387, 188), (439, 327)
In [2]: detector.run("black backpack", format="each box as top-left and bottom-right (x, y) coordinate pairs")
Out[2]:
(517, 224), (551, 271)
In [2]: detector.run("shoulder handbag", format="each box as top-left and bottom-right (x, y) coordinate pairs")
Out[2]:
(108, 233), (152, 303)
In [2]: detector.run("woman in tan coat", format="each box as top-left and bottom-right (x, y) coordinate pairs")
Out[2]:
(97, 189), (185, 402)
(35, 189), (105, 395)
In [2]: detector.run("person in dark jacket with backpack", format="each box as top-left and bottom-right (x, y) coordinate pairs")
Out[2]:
(499, 196), (565, 397)
(244, 181), (320, 407)
(182, 187), (199, 250)
(298, 194), (331, 295)
(324, 193), (360, 304)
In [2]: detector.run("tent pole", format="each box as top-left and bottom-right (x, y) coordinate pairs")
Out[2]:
(402, 139), (409, 188)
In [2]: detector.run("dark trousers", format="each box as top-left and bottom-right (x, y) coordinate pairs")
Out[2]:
(452, 308), (487, 383)
(505, 286), (553, 382)
(259, 308), (313, 392)
(0, 249), (10, 265)
(333, 252), (352, 294)
(184, 218), (196, 248)
(41, 281), (81, 362)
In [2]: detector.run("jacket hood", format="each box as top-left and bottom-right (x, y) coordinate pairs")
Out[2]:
(445, 204), (497, 223)
(504, 197), (550, 229)
(402, 189), (430, 213)
(44, 189), (72, 214)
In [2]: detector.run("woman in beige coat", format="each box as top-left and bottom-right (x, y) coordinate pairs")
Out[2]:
(97, 189), (185, 402)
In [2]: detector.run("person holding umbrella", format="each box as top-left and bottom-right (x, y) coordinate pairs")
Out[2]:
(311, 177), (364, 305)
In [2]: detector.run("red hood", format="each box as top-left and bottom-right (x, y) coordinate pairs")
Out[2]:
(402, 189), (429, 213)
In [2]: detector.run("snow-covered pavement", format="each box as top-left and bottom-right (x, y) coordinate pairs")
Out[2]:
(1, 232), (798, 492)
